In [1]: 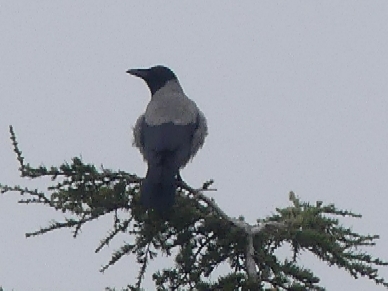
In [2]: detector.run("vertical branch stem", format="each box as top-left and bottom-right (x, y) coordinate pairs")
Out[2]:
(245, 230), (258, 284)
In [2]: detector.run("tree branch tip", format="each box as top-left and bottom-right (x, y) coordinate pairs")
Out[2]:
(197, 188), (217, 192)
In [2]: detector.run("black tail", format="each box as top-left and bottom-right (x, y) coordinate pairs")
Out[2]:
(140, 163), (177, 212)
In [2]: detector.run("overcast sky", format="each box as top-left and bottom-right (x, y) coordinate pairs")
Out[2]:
(1, 1), (388, 290)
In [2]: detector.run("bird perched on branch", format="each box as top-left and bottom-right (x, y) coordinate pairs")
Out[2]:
(127, 65), (208, 212)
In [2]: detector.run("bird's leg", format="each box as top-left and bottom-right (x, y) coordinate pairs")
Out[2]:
(176, 171), (183, 182)
(175, 171), (188, 190)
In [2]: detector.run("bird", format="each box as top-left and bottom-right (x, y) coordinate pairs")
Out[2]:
(127, 65), (208, 212)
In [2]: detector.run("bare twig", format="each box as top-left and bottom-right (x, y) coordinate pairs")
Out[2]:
(178, 180), (285, 284)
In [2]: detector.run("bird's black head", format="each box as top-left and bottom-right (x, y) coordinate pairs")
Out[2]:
(127, 65), (177, 95)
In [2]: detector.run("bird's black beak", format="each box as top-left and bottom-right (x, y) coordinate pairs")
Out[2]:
(126, 68), (148, 79)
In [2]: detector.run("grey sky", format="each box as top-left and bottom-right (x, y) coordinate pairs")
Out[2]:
(1, 1), (387, 290)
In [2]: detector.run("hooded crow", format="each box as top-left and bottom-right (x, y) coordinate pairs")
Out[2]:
(128, 65), (208, 212)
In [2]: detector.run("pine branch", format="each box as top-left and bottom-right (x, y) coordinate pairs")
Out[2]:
(1, 126), (388, 290)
